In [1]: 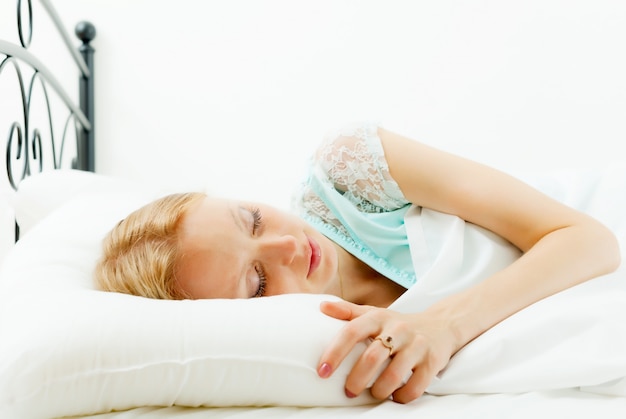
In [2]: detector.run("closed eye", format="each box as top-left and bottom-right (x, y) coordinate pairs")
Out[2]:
(253, 265), (267, 297)
(250, 206), (263, 234)
(248, 206), (266, 297)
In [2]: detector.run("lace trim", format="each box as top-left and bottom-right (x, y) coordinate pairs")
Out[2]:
(292, 122), (409, 237)
(291, 122), (416, 287)
(316, 122), (407, 212)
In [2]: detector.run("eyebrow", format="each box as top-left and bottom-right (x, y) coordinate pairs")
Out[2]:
(230, 205), (250, 297)
(230, 205), (246, 233)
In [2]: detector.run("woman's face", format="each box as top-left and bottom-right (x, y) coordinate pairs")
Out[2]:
(175, 196), (338, 299)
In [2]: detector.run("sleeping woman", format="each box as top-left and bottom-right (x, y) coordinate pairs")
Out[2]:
(94, 122), (620, 404)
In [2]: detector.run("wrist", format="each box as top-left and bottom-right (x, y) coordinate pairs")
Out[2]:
(421, 291), (488, 355)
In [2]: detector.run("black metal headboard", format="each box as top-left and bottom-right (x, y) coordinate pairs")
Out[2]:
(1, 0), (96, 241)
(1, 0), (96, 190)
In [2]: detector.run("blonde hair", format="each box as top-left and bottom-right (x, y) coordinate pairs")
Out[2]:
(94, 192), (206, 299)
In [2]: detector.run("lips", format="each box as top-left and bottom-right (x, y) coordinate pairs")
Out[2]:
(307, 236), (321, 278)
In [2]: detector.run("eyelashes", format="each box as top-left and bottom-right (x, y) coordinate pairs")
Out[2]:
(251, 206), (263, 234)
(250, 206), (266, 297)
(254, 265), (267, 297)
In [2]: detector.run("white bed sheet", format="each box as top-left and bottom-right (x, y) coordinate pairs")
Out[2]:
(71, 390), (626, 419)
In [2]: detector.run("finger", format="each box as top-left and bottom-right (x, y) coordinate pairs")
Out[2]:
(317, 310), (382, 379)
(369, 348), (415, 400)
(319, 300), (371, 321)
(344, 337), (394, 399)
(391, 363), (433, 404)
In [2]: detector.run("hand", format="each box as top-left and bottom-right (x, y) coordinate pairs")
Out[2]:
(317, 300), (457, 404)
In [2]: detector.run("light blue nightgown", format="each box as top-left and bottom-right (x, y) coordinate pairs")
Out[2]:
(291, 122), (522, 306)
(292, 122), (417, 289)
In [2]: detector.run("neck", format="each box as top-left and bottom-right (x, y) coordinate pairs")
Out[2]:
(333, 244), (406, 307)
(334, 245), (364, 303)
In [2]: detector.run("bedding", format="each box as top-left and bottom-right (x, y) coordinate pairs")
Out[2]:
(0, 172), (380, 419)
(1, 168), (626, 419)
(0, 193), (14, 268)
(65, 391), (626, 419)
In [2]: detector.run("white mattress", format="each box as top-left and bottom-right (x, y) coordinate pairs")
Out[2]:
(72, 390), (626, 418)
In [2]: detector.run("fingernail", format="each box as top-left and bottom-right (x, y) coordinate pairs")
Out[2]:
(318, 363), (332, 378)
(345, 388), (357, 398)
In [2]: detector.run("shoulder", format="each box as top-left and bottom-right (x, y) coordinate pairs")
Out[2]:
(310, 121), (409, 211)
(318, 122), (382, 153)
(315, 122), (382, 163)
(313, 121), (385, 187)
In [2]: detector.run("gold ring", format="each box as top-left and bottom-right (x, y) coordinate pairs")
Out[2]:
(375, 335), (394, 356)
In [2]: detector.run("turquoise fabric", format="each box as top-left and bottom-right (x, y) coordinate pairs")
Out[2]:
(300, 166), (417, 289)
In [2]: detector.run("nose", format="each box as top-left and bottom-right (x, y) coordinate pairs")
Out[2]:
(259, 234), (298, 266)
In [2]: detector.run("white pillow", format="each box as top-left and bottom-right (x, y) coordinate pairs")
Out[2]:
(0, 191), (16, 269)
(11, 169), (158, 236)
(0, 172), (379, 419)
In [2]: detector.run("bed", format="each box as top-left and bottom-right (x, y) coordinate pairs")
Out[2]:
(2, 1), (626, 418)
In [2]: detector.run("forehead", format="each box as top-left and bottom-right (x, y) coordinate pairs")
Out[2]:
(175, 196), (241, 298)
(181, 196), (229, 231)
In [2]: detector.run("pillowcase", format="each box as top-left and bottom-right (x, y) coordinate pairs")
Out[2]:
(0, 191), (16, 269)
(0, 171), (379, 419)
(11, 169), (160, 236)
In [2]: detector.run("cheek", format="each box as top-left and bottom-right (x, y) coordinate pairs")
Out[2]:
(264, 276), (299, 296)
(324, 252), (337, 283)
(269, 208), (305, 230)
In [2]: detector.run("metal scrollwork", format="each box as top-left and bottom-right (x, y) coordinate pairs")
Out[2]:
(1, 54), (78, 189)
(2, 56), (30, 190)
(2, 0), (95, 190)
(17, 0), (33, 48)
(5, 122), (25, 190)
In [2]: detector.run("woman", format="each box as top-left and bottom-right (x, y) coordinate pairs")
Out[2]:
(95, 122), (620, 404)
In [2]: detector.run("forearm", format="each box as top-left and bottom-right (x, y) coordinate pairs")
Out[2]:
(424, 222), (620, 354)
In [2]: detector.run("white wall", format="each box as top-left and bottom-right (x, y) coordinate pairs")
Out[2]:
(50, 0), (626, 209)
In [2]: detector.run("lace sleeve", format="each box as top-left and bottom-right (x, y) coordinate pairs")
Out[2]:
(314, 122), (409, 213)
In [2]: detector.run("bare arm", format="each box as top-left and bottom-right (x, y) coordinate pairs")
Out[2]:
(380, 127), (620, 349)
